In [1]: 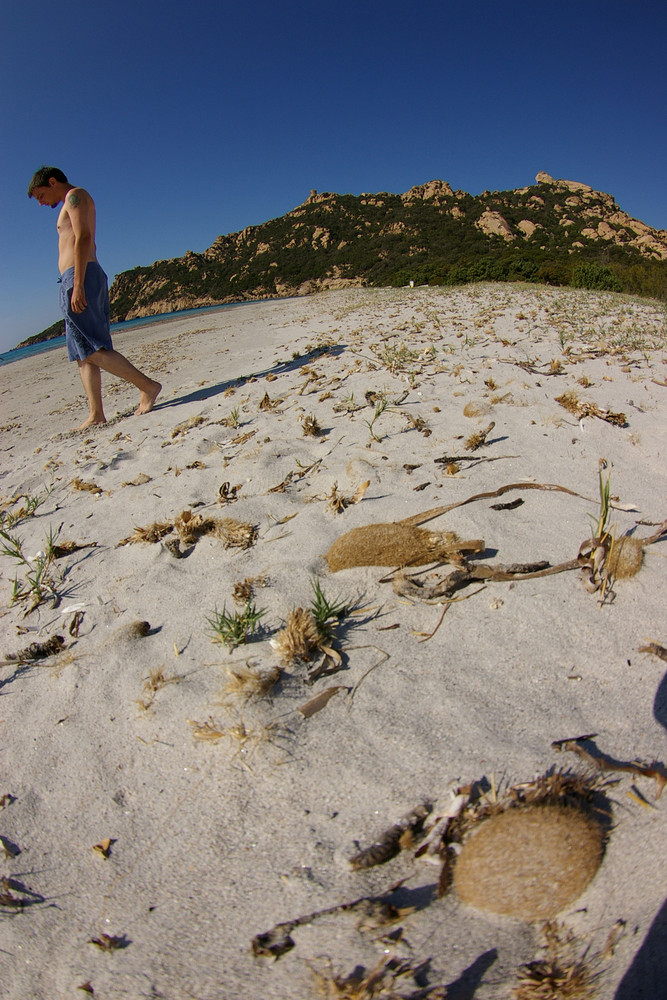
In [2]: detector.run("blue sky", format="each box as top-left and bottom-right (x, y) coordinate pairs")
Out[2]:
(1, 0), (666, 353)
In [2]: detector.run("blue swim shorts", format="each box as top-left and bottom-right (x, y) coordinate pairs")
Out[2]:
(58, 262), (113, 362)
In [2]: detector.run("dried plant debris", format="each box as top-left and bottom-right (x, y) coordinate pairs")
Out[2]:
(121, 473), (152, 487)
(232, 575), (269, 604)
(302, 413), (324, 437)
(639, 642), (667, 663)
(297, 685), (350, 718)
(310, 956), (447, 1000)
(464, 421), (495, 451)
(419, 770), (610, 921)
(349, 803), (431, 870)
(171, 414), (205, 438)
(512, 922), (599, 1000)
(453, 803), (604, 920)
(393, 557), (578, 602)
(555, 391), (627, 427)
(4, 634), (65, 662)
(315, 480), (370, 513)
(326, 524), (482, 571)
(72, 477), (105, 495)
(138, 665), (181, 710)
(552, 733), (667, 799)
(50, 539), (97, 558)
(118, 520), (173, 546)
(252, 884), (414, 959)
(218, 481), (241, 504)
(272, 607), (323, 663)
(220, 663), (281, 703)
(89, 933), (130, 951)
(118, 510), (257, 550)
(112, 620), (151, 642)
(92, 838), (114, 859)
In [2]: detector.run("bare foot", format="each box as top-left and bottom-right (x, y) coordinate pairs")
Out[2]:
(135, 381), (162, 415)
(78, 414), (107, 430)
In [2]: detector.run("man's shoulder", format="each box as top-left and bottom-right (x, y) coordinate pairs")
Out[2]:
(66, 186), (95, 208)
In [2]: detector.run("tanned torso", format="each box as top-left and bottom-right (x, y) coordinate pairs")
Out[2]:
(57, 187), (98, 274)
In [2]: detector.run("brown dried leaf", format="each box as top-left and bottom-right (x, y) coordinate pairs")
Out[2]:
(297, 685), (349, 718)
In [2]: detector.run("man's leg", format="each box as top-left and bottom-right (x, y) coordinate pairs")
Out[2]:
(84, 349), (161, 415)
(77, 359), (106, 428)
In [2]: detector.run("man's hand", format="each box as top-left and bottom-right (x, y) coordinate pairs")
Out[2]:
(70, 285), (87, 313)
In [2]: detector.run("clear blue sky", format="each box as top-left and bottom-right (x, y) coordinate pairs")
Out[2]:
(1, 0), (665, 353)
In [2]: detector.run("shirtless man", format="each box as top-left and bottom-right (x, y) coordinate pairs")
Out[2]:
(28, 166), (161, 429)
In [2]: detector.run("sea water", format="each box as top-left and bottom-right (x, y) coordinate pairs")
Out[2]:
(0, 300), (263, 366)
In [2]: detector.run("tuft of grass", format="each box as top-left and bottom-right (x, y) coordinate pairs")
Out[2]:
(364, 394), (388, 442)
(0, 485), (54, 530)
(310, 577), (349, 641)
(0, 525), (61, 610)
(206, 601), (266, 650)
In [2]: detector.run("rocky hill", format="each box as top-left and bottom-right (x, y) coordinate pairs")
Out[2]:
(108, 172), (667, 323)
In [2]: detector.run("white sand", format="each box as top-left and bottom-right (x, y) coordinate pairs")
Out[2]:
(1, 284), (666, 999)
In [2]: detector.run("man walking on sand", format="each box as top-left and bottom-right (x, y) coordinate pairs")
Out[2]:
(28, 166), (161, 429)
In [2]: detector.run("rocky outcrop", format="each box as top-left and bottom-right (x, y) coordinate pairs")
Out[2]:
(401, 179), (454, 202)
(476, 210), (515, 241)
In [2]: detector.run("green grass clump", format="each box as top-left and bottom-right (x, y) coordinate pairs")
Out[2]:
(207, 601), (266, 650)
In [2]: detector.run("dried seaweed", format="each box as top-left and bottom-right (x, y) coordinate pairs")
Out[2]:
(555, 390), (627, 427)
(72, 477), (104, 495)
(552, 734), (667, 799)
(512, 922), (599, 1000)
(171, 415), (205, 438)
(349, 803), (431, 870)
(310, 956), (446, 1000)
(393, 558), (579, 602)
(252, 883), (412, 959)
(326, 524), (481, 571)
(639, 642), (667, 663)
(4, 634), (65, 662)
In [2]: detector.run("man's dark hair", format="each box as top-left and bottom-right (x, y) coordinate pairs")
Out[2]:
(27, 166), (68, 198)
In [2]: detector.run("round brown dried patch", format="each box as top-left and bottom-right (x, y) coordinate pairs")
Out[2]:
(607, 535), (643, 579)
(454, 804), (604, 921)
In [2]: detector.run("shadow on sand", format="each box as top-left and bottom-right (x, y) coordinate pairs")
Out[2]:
(614, 662), (667, 999)
(155, 344), (347, 411)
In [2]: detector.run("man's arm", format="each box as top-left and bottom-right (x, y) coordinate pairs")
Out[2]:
(66, 188), (95, 313)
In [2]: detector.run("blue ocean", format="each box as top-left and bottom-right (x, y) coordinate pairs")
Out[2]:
(0, 300), (256, 366)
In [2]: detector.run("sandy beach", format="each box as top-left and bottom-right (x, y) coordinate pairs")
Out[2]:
(1, 283), (666, 1000)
